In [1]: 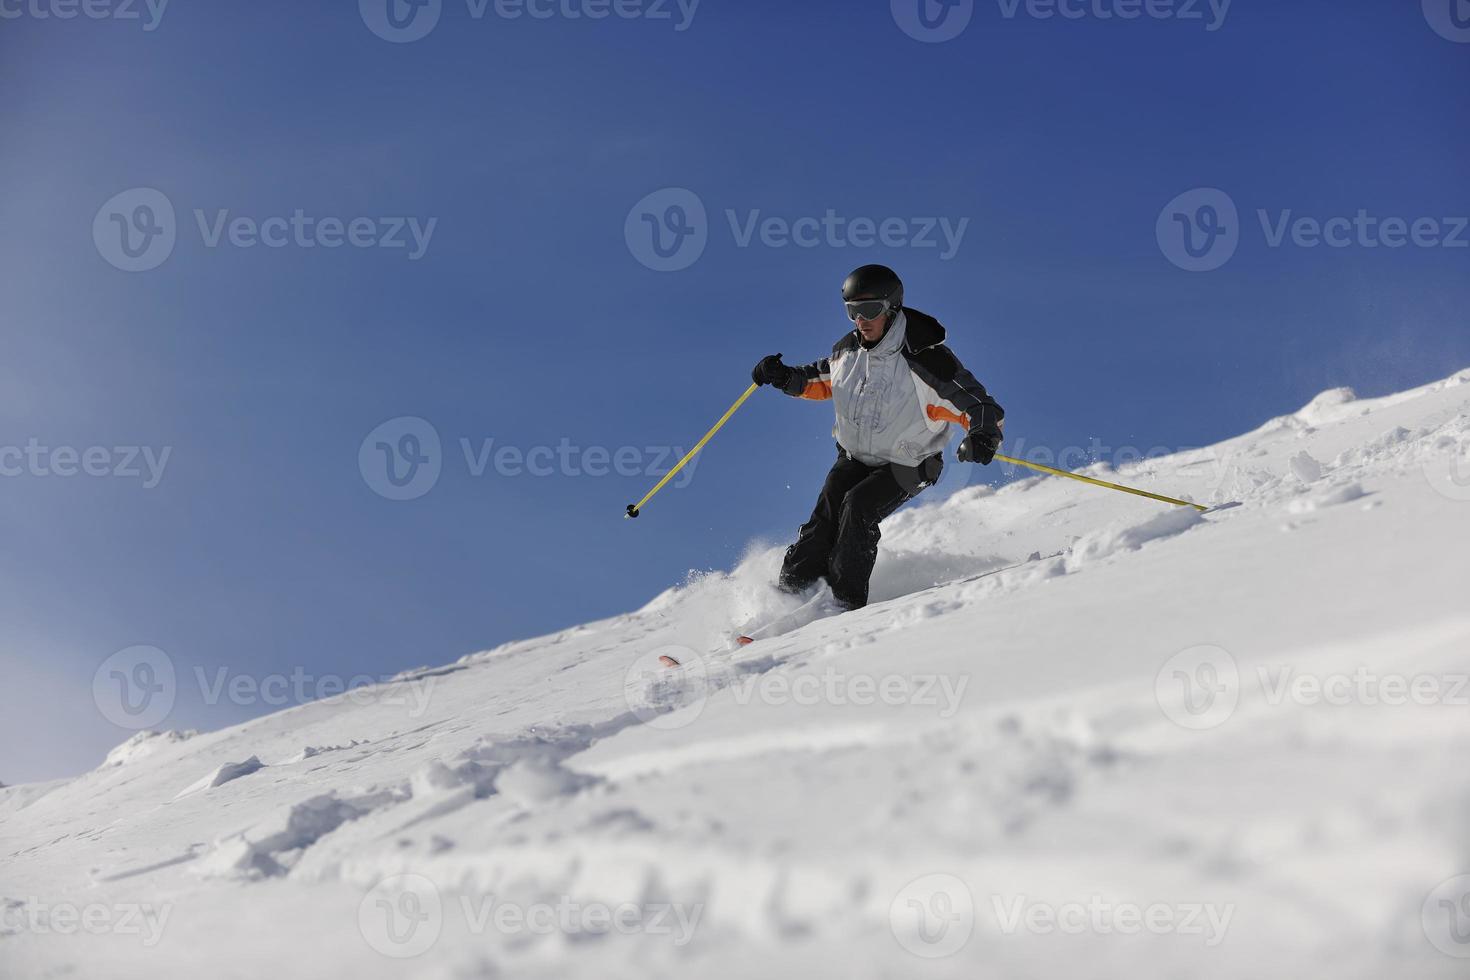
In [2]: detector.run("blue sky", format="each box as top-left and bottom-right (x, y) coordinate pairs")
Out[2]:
(1, 0), (1467, 782)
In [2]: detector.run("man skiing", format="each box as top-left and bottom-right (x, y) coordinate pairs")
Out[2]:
(751, 264), (1005, 612)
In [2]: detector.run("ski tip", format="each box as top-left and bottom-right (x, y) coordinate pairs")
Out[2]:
(658, 655), (681, 668)
(736, 635), (755, 647)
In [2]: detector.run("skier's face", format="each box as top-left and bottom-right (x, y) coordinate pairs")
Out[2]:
(852, 297), (891, 343)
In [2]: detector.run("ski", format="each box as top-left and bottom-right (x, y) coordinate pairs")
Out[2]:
(733, 551), (1068, 650)
(663, 552), (1073, 668)
(734, 588), (848, 647)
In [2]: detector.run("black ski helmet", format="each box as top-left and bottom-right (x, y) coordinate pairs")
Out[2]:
(841, 264), (903, 310)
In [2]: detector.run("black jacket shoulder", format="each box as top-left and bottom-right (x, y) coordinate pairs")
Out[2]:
(900, 307), (946, 353)
(831, 330), (859, 358)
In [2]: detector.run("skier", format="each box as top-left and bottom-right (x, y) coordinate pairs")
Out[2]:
(751, 264), (1005, 612)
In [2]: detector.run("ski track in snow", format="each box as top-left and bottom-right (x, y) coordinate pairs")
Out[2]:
(2, 369), (1470, 979)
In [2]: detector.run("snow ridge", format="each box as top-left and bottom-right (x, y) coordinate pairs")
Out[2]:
(2, 370), (1469, 980)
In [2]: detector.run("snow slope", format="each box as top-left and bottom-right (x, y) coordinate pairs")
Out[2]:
(3, 369), (1470, 979)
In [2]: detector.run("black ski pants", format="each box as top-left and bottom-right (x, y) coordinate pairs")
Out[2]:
(778, 447), (939, 610)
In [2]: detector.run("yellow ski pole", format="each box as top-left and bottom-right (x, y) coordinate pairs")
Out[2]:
(994, 453), (1207, 511)
(625, 383), (760, 518)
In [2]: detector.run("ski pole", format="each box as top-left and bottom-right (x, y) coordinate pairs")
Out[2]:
(625, 382), (760, 519)
(994, 453), (1207, 512)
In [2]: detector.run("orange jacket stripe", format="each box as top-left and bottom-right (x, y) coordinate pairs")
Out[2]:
(925, 404), (970, 429)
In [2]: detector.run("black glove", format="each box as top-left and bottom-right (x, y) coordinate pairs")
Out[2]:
(751, 353), (794, 389)
(957, 428), (1001, 465)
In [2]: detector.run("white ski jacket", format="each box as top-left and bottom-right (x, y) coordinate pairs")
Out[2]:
(780, 308), (1005, 468)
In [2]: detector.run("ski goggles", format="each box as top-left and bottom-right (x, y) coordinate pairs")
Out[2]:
(844, 299), (892, 322)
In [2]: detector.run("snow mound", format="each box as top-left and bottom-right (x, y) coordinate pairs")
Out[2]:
(173, 756), (265, 798)
(1064, 506), (1203, 572)
(101, 729), (198, 768)
(1287, 450), (1323, 484)
(494, 758), (599, 808)
(194, 792), (379, 881)
(1294, 385), (1359, 425)
(278, 741), (365, 764)
(1285, 481), (1369, 514)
